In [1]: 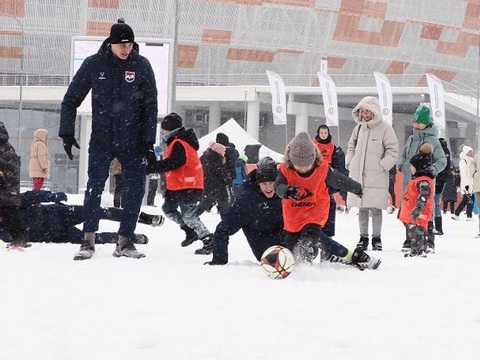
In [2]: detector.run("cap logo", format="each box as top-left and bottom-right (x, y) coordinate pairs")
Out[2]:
(125, 71), (135, 83)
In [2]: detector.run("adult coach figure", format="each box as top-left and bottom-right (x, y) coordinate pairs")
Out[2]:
(59, 19), (158, 260)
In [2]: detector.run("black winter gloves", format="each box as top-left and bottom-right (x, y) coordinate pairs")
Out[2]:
(140, 142), (157, 165)
(61, 135), (80, 160)
(45, 192), (67, 203)
(284, 186), (300, 200)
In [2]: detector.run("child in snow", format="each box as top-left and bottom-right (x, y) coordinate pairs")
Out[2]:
(398, 143), (435, 257)
(274, 132), (381, 270)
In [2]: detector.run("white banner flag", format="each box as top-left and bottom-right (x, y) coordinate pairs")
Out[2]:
(373, 72), (393, 126)
(266, 70), (287, 125)
(317, 72), (338, 126)
(426, 73), (446, 129)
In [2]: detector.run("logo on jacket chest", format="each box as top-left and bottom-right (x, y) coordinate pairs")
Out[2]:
(125, 71), (135, 83)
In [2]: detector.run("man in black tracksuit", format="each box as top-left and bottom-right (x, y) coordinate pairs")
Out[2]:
(59, 20), (158, 260)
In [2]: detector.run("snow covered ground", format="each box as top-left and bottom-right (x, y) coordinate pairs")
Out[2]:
(1, 192), (479, 360)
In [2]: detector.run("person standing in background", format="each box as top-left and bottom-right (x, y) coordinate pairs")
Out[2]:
(470, 148), (480, 237)
(398, 104), (446, 253)
(29, 128), (50, 190)
(232, 153), (248, 199)
(442, 165), (459, 214)
(59, 19), (158, 260)
(346, 96), (399, 252)
(451, 145), (474, 221)
(432, 138), (451, 235)
(314, 124), (336, 237)
(110, 158), (126, 208)
(387, 166), (397, 213)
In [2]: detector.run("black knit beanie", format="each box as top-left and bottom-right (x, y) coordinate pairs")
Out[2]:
(161, 112), (183, 131)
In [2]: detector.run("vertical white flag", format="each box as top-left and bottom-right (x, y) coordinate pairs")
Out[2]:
(317, 72), (338, 126)
(373, 71), (393, 126)
(426, 73), (446, 129)
(266, 70), (287, 125)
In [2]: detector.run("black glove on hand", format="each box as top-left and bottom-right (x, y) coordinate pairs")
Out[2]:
(46, 192), (67, 203)
(62, 135), (80, 160)
(411, 207), (421, 220)
(141, 142), (157, 164)
(284, 186), (300, 200)
(0, 171), (6, 190)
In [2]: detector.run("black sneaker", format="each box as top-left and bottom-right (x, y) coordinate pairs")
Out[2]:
(204, 258), (228, 265)
(112, 239), (146, 259)
(138, 212), (164, 227)
(351, 248), (381, 270)
(195, 234), (213, 255)
(401, 239), (411, 252)
(73, 241), (95, 261)
(180, 225), (199, 247)
(372, 237), (382, 251)
(356, 236), (369, 250)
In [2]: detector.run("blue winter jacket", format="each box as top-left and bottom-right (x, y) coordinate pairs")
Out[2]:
(59, 39), (158, 149)
(212, 169), (283, 263)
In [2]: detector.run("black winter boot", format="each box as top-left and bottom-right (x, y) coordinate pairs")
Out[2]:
(426, 220), (435, 253)
(356, 236), (369, 250)
(433, 217), (443, 235)
(372, 237), (382, 251)
(195, 234), (213, 255)
(180, 225), (199, 247)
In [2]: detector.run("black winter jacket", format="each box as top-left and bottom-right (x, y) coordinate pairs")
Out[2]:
(59, 39), (158, 150)
(0, 122), (21, 207)
(212, 169), (283, 263)
(200, 149), (231, 202)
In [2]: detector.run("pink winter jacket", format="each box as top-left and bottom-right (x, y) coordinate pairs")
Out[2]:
(29, 128), (50, 179)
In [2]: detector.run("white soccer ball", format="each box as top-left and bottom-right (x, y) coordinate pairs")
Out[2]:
(260, 245), (295, 279)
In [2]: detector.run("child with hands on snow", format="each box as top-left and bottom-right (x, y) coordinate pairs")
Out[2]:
(399, 143), (435, 257)
(274, 132), (381, 270)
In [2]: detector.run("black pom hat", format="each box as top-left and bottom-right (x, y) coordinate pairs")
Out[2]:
(410, 143), (433, 171)
(109, 19), (134, 44)
(256, 157), (277, 184)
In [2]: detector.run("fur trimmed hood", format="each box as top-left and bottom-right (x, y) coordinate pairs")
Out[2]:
(352, 96), (383, 127)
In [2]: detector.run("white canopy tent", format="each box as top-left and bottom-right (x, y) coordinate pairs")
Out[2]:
(197, 118), (284, 163)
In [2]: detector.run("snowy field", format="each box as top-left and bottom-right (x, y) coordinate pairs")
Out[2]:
(1, 192), (479, 360)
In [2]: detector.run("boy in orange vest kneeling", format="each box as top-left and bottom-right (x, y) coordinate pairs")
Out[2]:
(274, 132), (381, 270)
